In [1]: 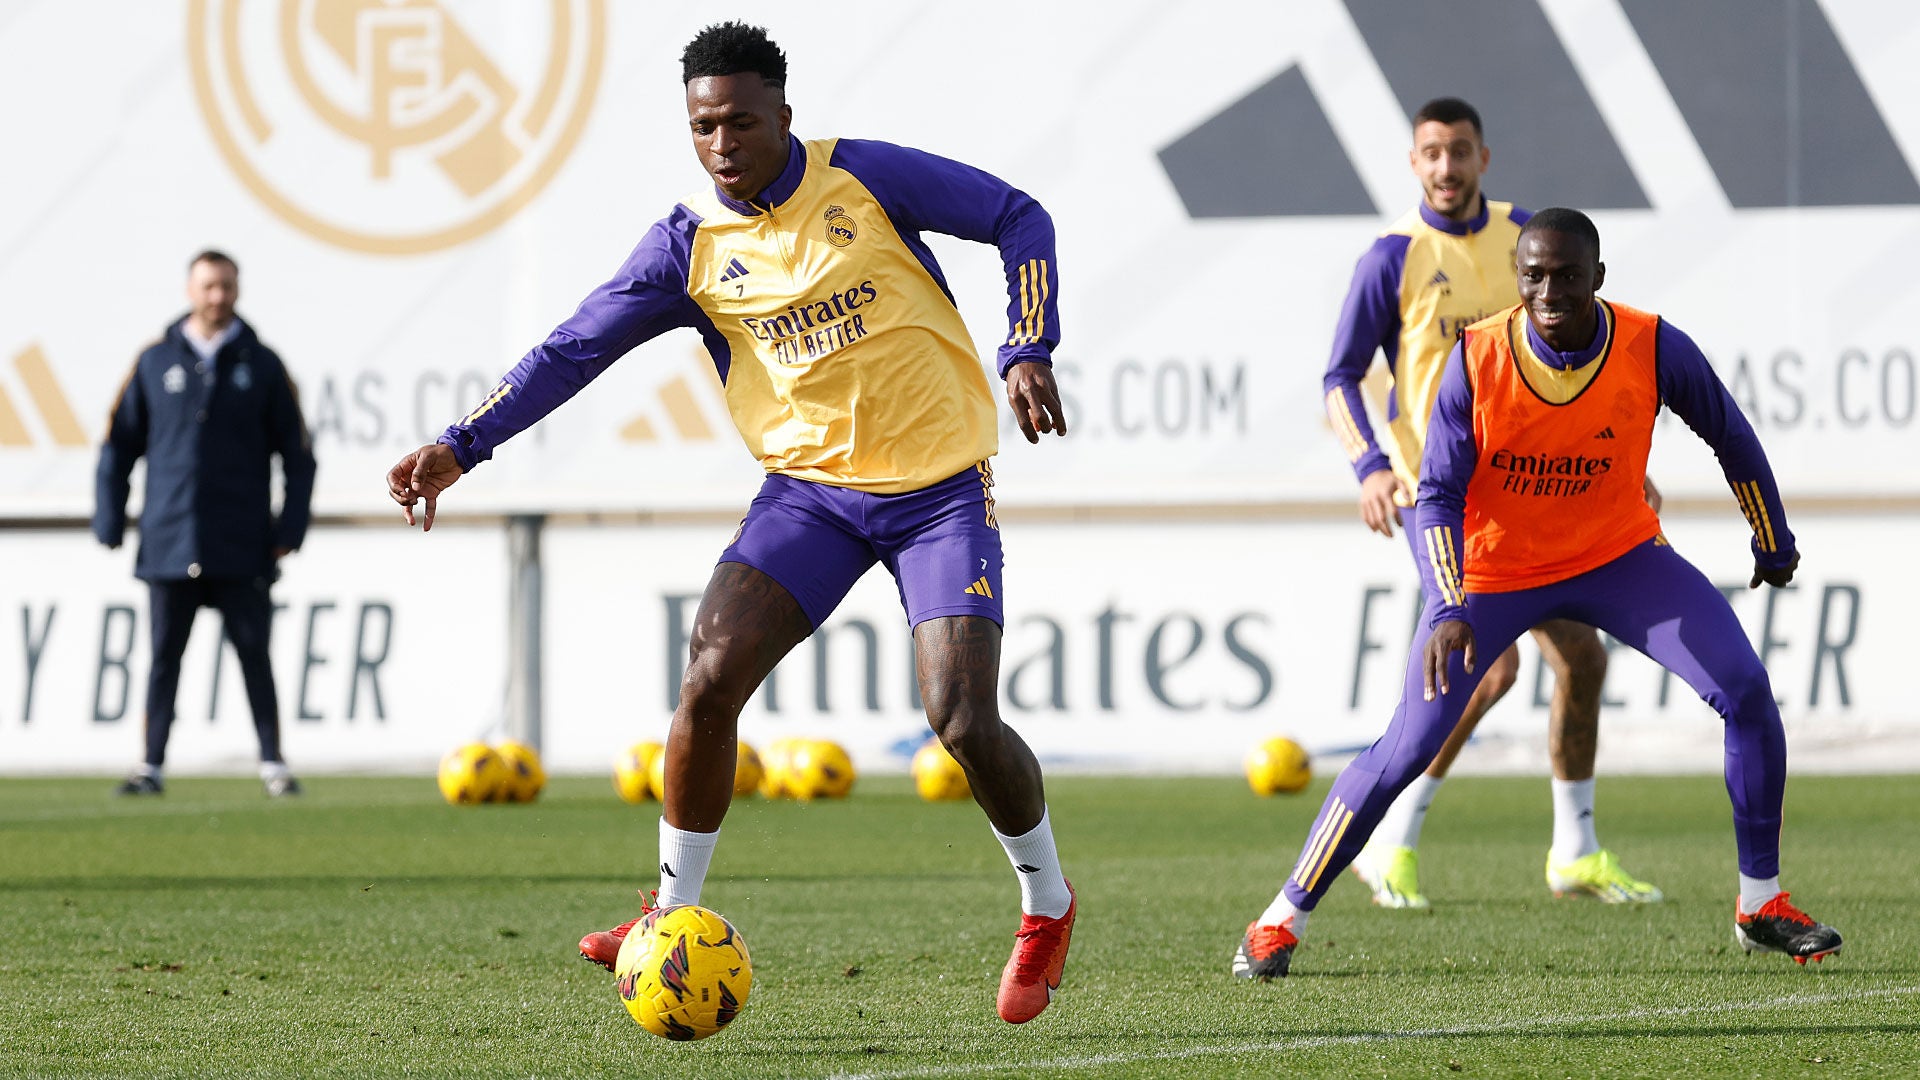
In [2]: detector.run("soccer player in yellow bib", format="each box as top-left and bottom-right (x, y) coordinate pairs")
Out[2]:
(1321, 98), (1658, 909)
(385, 22), (1074, 1024)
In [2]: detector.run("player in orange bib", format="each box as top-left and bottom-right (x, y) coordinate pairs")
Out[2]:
(1323, 97), (1656, 909)
(1236, 208), (1841, 979)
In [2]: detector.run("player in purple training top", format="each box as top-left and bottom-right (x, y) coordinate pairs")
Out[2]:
(1237, 209), (1841, 980)
(385, 22), (1076, 1024)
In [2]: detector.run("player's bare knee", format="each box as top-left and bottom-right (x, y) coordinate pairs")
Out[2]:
(926, 697), (999, 761)
(1479, 647), (1520, 701)
(678, 642), (755, 718)
(1542, 626), (1608, 681)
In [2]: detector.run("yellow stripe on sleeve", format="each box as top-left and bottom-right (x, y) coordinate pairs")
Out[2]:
(461, 380), (513, 425)
(1010, 259), (1050, 347)
(1030, 260), (1049, 344)
(1325, 389), (1368, 461)
(1441, 527), (1465, 603)
(1012, 263), (1028, 345)
(1425, 527), (1464, 608)
(1745, 481), (1777, 553)
(1010, 262), (1033, 346)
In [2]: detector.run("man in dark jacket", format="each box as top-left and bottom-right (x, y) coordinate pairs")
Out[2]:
(94, 250), (316, 797)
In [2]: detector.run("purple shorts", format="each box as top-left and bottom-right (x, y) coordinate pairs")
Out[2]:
(719, 463), (1004, 629)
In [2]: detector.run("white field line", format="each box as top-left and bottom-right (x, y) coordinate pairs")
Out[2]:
(819, 984), (1920, 1080)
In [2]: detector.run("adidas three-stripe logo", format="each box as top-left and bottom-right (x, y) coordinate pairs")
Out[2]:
(1594, 426), (1616, 439)
(719, 257), (750, 282)
(963, 577), (994, 598)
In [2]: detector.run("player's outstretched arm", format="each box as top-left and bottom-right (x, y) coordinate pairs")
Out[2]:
(1005, 361), (1067, 444)
(386, 443), (465, 532)
(1423, 619), (1475, 701)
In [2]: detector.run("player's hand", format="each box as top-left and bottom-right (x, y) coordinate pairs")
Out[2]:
(1642, 475), (1663, 513)
(1359, 469), (1409, 537)
(1005, 362), (1068, 444)
(1750, 551), (1799, 589)
(1422, 619), (1475, 701)
(387, 442), (465, 532)
(273, 547), (293, 560)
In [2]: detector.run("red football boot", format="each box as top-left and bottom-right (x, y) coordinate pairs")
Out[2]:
(1735, 892), (1842, 965)
(578, 890), (659, 971)
(996, 882), (1076, 1023)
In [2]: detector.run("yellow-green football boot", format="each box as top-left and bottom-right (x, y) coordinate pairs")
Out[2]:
(1350, 844), (1429, 909)
(1546, 848), (1663, 903)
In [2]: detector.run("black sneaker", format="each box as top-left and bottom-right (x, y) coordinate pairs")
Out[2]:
(115, 773), (164, 796)
(264, 774), (303, 798)
(1230, 919), (1299, 980)
(1735, 892), (1842, 965)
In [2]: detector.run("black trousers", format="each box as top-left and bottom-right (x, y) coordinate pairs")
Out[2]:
(144, 576), (282, 766)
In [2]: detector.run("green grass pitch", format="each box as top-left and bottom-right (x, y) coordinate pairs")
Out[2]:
(3, 772), (1916, 1078)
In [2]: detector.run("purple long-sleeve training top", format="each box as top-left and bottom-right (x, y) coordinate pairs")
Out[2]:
(1415, 305), (1797, 627)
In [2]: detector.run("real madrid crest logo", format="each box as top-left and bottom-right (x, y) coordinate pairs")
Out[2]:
(823, 205), (856, 248)
(187, 0), (605, 255)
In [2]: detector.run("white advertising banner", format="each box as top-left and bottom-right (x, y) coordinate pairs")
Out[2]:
(1, 1), (1917, 517)
(2, 511), (1911, 776)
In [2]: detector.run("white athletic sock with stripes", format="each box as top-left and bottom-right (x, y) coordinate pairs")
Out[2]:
(1738, 875), (1783, 915)
(1549, 778), (1601, 864)
(1257, 894), (1309, 936)
(1371, 774), (1444, 852)
(657, 819), (719, 909)
(992, 807), (1071, 918)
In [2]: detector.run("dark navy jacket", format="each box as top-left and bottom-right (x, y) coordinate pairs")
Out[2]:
(93, 316), (317, 582)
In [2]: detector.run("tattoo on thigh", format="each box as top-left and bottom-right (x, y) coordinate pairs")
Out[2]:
(915, 616), (1001, 690)
(694, 562), (813, 672)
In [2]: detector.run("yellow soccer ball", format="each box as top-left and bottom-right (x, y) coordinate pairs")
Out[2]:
(787, 739), (855, 801)
(911, 739), (971, 802)
(734, 742), (764, 797)
(437, 742), (506, 805)
(648, 748), (670, 806)
(493, 740), (546, 803)
(615, 905), (753, 1041)
(1246, 736), (1312, 796)
(757, 737), (801, 799)
(615, 741), (664, 803)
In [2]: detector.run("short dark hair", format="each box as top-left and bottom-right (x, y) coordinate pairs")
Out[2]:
(189, 249), (238, 274)
(1520, 207), (1602, 261)
(682, 22), (787, 88)
(1413, 97), (1483, 139)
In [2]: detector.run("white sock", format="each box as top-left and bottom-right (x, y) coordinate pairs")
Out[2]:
(260, 761), (291, 783)
(1256, 894), (1309, 936)
(1549, 778), (1600, 864)
(657, 819), (719, 908)
(992, 807), (1072, 918)
(134, 763), (161, 780)
(1738, 874), (1782, 915)
(1370, 774), (1443, 852)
